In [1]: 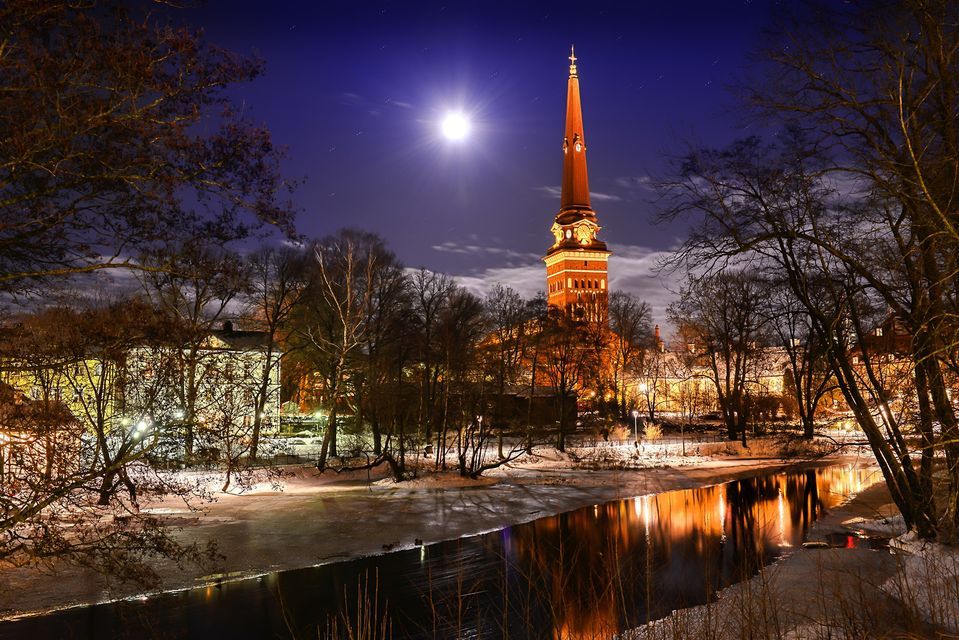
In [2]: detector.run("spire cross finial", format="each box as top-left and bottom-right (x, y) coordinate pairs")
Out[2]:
(569, 45), (577, 75)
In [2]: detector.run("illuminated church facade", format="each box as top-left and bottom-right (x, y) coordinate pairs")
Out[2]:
(544, 48), (611, 322)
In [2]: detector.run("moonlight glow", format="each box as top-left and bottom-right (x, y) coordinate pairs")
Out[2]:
(441, 113), (471, 140)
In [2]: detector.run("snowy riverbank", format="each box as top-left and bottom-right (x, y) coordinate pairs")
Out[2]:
(0, 444), (876, 622)
(627, 479), (959, 640)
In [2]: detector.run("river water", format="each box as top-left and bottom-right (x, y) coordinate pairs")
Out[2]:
(0, 464), (882, 640)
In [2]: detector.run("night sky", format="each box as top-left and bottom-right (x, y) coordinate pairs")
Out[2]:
(175, 1), (786, 323)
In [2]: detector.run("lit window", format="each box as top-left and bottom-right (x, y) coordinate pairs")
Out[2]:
(567, 277), (572, 287)
(601, 279), (605, 289)
(875, 327), (883, 337)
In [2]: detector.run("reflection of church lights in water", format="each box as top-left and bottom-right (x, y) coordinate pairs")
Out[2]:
(777, 488), (789, 547)
(719, 492), (727, 542)
(633, 494), (654, 538)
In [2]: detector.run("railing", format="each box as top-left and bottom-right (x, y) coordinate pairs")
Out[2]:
(573, 431), (729, 449)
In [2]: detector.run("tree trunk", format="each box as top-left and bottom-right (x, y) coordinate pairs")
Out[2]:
(250, 343), (276, 461)
(371, 416), (382, 456)
(557, 392), (567, 452)
(526, 348), (538, 453)
(317, 408), (338, 471)
(97, 470), (115, 506)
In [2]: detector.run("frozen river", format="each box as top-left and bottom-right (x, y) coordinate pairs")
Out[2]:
(0, 464), (882, 640)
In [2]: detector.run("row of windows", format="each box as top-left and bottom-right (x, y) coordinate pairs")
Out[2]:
(549, 278), (606, 293)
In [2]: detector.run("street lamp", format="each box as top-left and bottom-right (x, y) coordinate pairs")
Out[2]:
(631, 409), (639, 443)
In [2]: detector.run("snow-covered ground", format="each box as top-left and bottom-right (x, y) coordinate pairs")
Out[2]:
(626, 479), (959, 640)
(0, 441), (875, 624)
(884, 532), (959, 633)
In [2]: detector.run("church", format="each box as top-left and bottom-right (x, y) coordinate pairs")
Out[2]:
(544, 48), (611, 323)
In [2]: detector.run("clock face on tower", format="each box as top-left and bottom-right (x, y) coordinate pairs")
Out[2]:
(576, 225), (592, 244)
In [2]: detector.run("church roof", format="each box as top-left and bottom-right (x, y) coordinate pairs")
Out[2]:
(560, 45), (592, 216)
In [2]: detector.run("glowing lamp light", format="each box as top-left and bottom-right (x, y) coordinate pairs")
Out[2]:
(441, 113), (470, 140)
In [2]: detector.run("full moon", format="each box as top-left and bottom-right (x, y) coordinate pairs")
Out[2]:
(441, 113), (471, 140)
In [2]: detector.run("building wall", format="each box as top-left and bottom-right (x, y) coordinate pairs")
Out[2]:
(545, 252), (609, 321)
(2, 341), (282, 446)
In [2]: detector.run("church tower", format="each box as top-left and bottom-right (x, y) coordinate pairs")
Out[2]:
(544, 47), (611, 322)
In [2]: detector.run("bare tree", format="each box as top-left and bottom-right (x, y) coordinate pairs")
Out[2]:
(434, 287), (486, 470)
(661, 135), (944, 538)
(352, 251), (410, 457)
(140, 243), (251, 461)
(408, 269), (456, 446)
(0, 302), (213, 582)
(762, 281), (834, 438)
(668, 270), (768, 445)
(606, 292), (653, 420)
(743, 0), (959, 537)
(635, 334), (670, 423)
(538, 310), (603, 452)
(0, 0), (293, 295)
(243, 246), (308, 459)
(483, 285), (536, 458)
(294, 230), (381, 471)
(0, 0), (291, 578)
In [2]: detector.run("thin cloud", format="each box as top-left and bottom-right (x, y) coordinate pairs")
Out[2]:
(616, 175), (654, 190)
(536, 185), (622, 202)
(337, 92), (364, 106)
(536, 185), (562, 198)
(592, 191), (622, 202)
(432, 241), (540, 261)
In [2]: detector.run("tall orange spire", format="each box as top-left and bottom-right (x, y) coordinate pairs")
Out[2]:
(545, 47), (611, 323)
(560, 45), (591, 215)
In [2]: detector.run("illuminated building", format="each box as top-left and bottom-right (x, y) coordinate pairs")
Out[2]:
(544, 47), (611, 323)
(0, 322), (281, 451)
